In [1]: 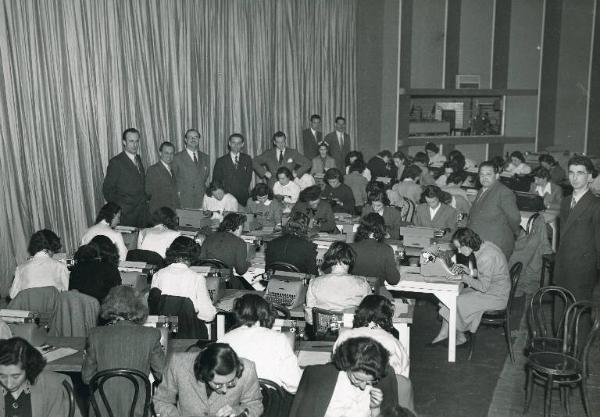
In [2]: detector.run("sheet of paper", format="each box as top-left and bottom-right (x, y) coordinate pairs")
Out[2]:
(297, 350), (332, 367)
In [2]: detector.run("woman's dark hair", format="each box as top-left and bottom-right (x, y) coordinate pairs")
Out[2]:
(207, 180), (226, 197)
(151, 207), (178, 230)
(165, 236), (201, 265)
(353, 295), (396, 334)
(276, 166), (293, 180)
(366, 188), (390, 206)
(251, 183), (273, 201)
(321, 241), (356, 272)
(101, 285), (148, 324)
(538, 154), (556, 166)
(354, 213), (386, 243)
(218, 213), (246, 233)
(378, 150), (392, 159)
(532, 166), (551, 180)
(400, 164), (422, 181)
(479, 160), (500, 173)
(89, 235), (120, 266)
(0, 338), (46, 384)
(425, 142), (439, 154)
(348, 159), (366, 174)
(232, 293), (277, 329)
(448, 150), (466, 171)
(73, 243), (101, 264)
(332, 337), (389, 380)
(299, 185), (322, 203)
(413, 152), (429, 166)
(95, 202), (122, 225)
(442, 160), (460, 173)
(452, 227), (483, 251)
(510, 151), (526, 163)
(345, 150), (365, 167)
(283, 211), (310, 238)
(324, 168), (343, 182)
(420, 185), (445, 203)
(194, 343), (244, 382)
(392, 151), (406, 161)
(446, 171), (465, 185)
(27, 229), (62, 256)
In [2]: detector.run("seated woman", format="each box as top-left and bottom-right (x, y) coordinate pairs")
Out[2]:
(153, 343), (263, 417)
(82, 286), (166, 417)
(0, 337), (81, 417)
(350, 213), (400, 292)
(361, 188), (405, 240)
(265, 212), (318, 275)
(503, 151), (532, 176)
(367, 151), (397, 185)
(322, 168), (355, 214)
(305, 241), (371, 325)
(425, 142), (447, 166)
(290, 185), (336, 233)
(435, 160), (460, 187)
(529, 166), (563, 210)
(245, 183), (283, 228)
(69, 236), (122, 302)
(344, 160), (369, 214)
(137, 207), (181, 258)
(10, 229), (69, 299)
(289, 337), (397, 417)
(203, 180), (239, 220)
(273, 167), (301, 213)
(218, 294), (302, 394)
(412, 152), (436, 186)
(294, 172), (316, 191)
(345, 150), (372, 181)
(392, 151), (407, 182)
(390, 164), (423, 205)
(413, 185), (459, 238)
(311, 141), (336, 176)
(539, 154), (566, 184)
(150, 236), (217, 322)
(443, 172), (472, 217)
(448, 149), (476, 172)
(432, 228), (511, 346)
(200, 213), (250, 275)
(81, 202), (128, 261)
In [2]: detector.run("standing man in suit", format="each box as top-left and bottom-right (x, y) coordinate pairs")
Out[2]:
(172, 129), (210, 209)
(324, 116), (351, 170)
(212, 133), (253, 207)
(146, 141), (180, 214)
(302, 114), (322, 160)
(252, 131), (311, 189)
(467, 161), (521, 260)
(102, 128), (148, 227)
(553, 155), (600, 302)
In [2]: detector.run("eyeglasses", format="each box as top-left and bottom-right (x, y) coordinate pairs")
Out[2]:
(208, 377), (238, 390)
(347, 371), (379, 387)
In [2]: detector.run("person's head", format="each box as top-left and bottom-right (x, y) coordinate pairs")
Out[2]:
(425, 142), (440, 158)
(165, 236), (200, 265)
(452, 227), (483, 257)
(332, 337), (389, 390)
(276, 167), (293, 186)
(345, 150), (365, 167)
(310, 114), (321, 131)
(443, 160), (459, 176)
(122, 128), (140, 155)
(27, 229), (61, 256)
(367, 188), (390, 213)
(325, 168), (343, 188)
(401, 164), (422, 181)
(420, 185), (444, 208)
(225, 133), (244, 154)
(478, 161), (499, 188)
(207, 180), (226, 201)
(532, 166), (551, 187)
(538, 154), (556, 169)
(95, 202), (122, 227)
(377, 150), (392, 163)
(251, 183), (273, 203)
(335, 116), (346, 132)
(567, 155), (595, 191)
(282, 211), (310, 238)
(348, 159), (365, 174)
(321, 241), (355, 273)
(413, 151), (429, 167)
(448, 150), (466, 171)
(184, 129), (201, 152)
(100, 285), (148, 324)
(73, 242), (101, 264)
(446, 171), (465, 186)
(272, 131), (287, 151)
(353, 295), (395, 334)
(218, 213), (246, 235)
(89, 235), (120, 266)
(232, 293), (277, 329)
(194, 343), (244, 395)
(354, 213), (386, 243)
(0, 338), (46, 391)
(392, 151), (406, 168)
(299, 185), (322, 209)
(158, 141), (175, 165)
(317, 141), (329, 158)
(510, 151), (526, 166)
(151, 207), (179, 230)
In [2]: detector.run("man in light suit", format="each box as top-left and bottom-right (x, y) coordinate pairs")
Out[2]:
(467, 161), (521, 260)
(252, 131), (311, 189)
(146, 141), (180, 214)
(324, 116), (351, 170)
(302, 114), (323, 160)
(102, 128), (149, 227)
(212, 133), (253, 206)
(172, 129), (210, 209)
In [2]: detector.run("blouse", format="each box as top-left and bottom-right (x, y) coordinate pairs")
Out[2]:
(294, 174), (316, 191)
(273, 181), (301, 205)
(81, 220), (128, 262)
(10, 252), (69, 299)
(311, 156), (337, 175)
(202, 194), (239, 219)
(137, 225), (181, 258)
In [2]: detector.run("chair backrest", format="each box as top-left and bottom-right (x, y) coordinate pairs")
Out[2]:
(311, 307), (344, 341)
(259, 378), (288, 417)
(562, 301), (599, 361)
(89, 368), (151, 417)
(196, 258), (229, 269)
(62, 379), (76, 417)
(401, 197), (416, 223)
(156, 294), (209, 339)
(266, 262), (300, 273)
(506, 262), (523, 313)
(126, 249), (165, 268)
(528, 286), (576, 340)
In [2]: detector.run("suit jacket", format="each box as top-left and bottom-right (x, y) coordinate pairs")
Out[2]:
(324, 131), (351, 171)
(554, 190), (600, 299)
(350, 239), (400, 287)
(302, 128), (323, 160)
(528, 182), (563, 211)
(413, 202), (458, 234)
(200, 231), (250, 275)
(213, 153), (253, 206)
(102, 151), (148, 227)
(172, 150), (210, 209)
(290, 200), (336, 233)
(467, 181), (521, 260)
(146, 161), (180, 214)
(49, 290), (99, 337)
(252, 147), (311, 188)
(265, 234), (318, 275)
(361, 205), (406, 240)
(311, 155), (337, 175)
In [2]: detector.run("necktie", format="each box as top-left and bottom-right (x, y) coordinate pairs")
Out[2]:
(193, 152), (198, 166)
(135, 157), (143, 174)
(570, 197), (576, 210)
(278, 150), (284, 164)
(234, 154), (239, 169)
(338, 133), (344, 148)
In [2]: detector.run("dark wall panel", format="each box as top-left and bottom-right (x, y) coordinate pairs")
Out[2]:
(410, 0), (446, 88)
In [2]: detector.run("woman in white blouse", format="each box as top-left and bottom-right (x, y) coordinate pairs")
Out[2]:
(218, 293), (302, 394)
(10, 229), (69, 299)
(137, 207), (181, 258)
(202, 180), (239, 220)
(81, 202), (128, 262)
(503, 151), (532, 176)
(273, 167), (300, 213)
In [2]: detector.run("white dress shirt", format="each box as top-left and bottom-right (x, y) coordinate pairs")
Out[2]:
(428, 152), (447, 166)
(125, 151), (137, 164)
(150, 263), (217, 321)
(324, 371), (372, 417)
(535, 182), (552, 198)
(186, 148), (199, 163)
(202, 194), (239, 219)
(81, 220), (128, 262)
(230, 152), (240, 165)
(336, 131), (344, 148)
(273, 181), (300, 205)
(218, 325), (303, 393)
(10, 251), (69, 299)
(429, 204), (441, 220)
(294, 173), (316, 191)
(137, 225), (181, 258)
(160, 160), (173, 176)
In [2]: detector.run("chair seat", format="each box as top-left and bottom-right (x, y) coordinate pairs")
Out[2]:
(528, 352), (583, 376)
(528, 337), (563, 356)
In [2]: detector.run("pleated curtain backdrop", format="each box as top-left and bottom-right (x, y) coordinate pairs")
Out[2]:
(0, 0), (357, 295)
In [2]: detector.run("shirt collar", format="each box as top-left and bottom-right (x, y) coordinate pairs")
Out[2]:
(160, 160), (171, 171)
(536, 182), (552, 196)
(186, 148), (198, 159)
(125, 151), (137, 163)
(572, 188), (589, 204)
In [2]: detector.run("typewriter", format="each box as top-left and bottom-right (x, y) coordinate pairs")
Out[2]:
(0, 310), (52, 327)
(176, 208), (215, 229)
(144, 315), (179, 353)
(514, 191), (545, 212)
(400, 226), (436, 248)
(264, 271), (312, 309)
(190, 266), (229, 302)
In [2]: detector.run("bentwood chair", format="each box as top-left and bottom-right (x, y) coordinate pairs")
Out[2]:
(259, 378), (290, 417)
(89, 368), (152, 417)
(266, 262), (301, 273)
(62, 379), (76, 417)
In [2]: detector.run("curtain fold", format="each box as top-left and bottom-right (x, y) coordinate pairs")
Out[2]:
(0, 0), (357, 294)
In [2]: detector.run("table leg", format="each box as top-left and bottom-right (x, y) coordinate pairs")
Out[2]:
(437, 292), (457, 362)
(550, 219), (557, 252)
(216, 314), (226, 339)
(394, 323), (411, 359)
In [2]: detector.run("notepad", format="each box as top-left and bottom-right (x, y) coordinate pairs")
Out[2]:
(36, 346), (78, 362)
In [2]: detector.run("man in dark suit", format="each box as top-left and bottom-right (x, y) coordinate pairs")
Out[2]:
(252, 131), (311, 189)
(212, 133), (253, 206)
(102, 128), (148, 227)
(324, 116), (351, 170)
(146, 141), (180, 214)
(467, 161), (521, 260)
(554, 155), (600, 302)
(172, 129), (210, 209)
(302, 114), (323, 160)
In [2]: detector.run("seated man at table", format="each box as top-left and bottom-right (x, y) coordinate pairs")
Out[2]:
(529, 166), (563, 210)
(200, 213), (250, 276)
(290, 185), (336, 233)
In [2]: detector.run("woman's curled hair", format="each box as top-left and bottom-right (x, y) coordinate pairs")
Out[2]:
(165, 236), (201, 265)
(354, 213), (386, 243)
(100, 285), (149, 324)
(321, 241), (356, 272)
(353, 295), (396, 335)
(232, 293), (277, 329)
(27, 229), (62, 256)
(194, 343), (244, 382)
(218, 213), (247, 233)
(451, 227), (483, 251)
(0, 338), (46, 384)
(332, 337), (389, 380)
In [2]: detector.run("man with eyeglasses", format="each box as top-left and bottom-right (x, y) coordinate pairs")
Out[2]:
(172, 129), (210, 209)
